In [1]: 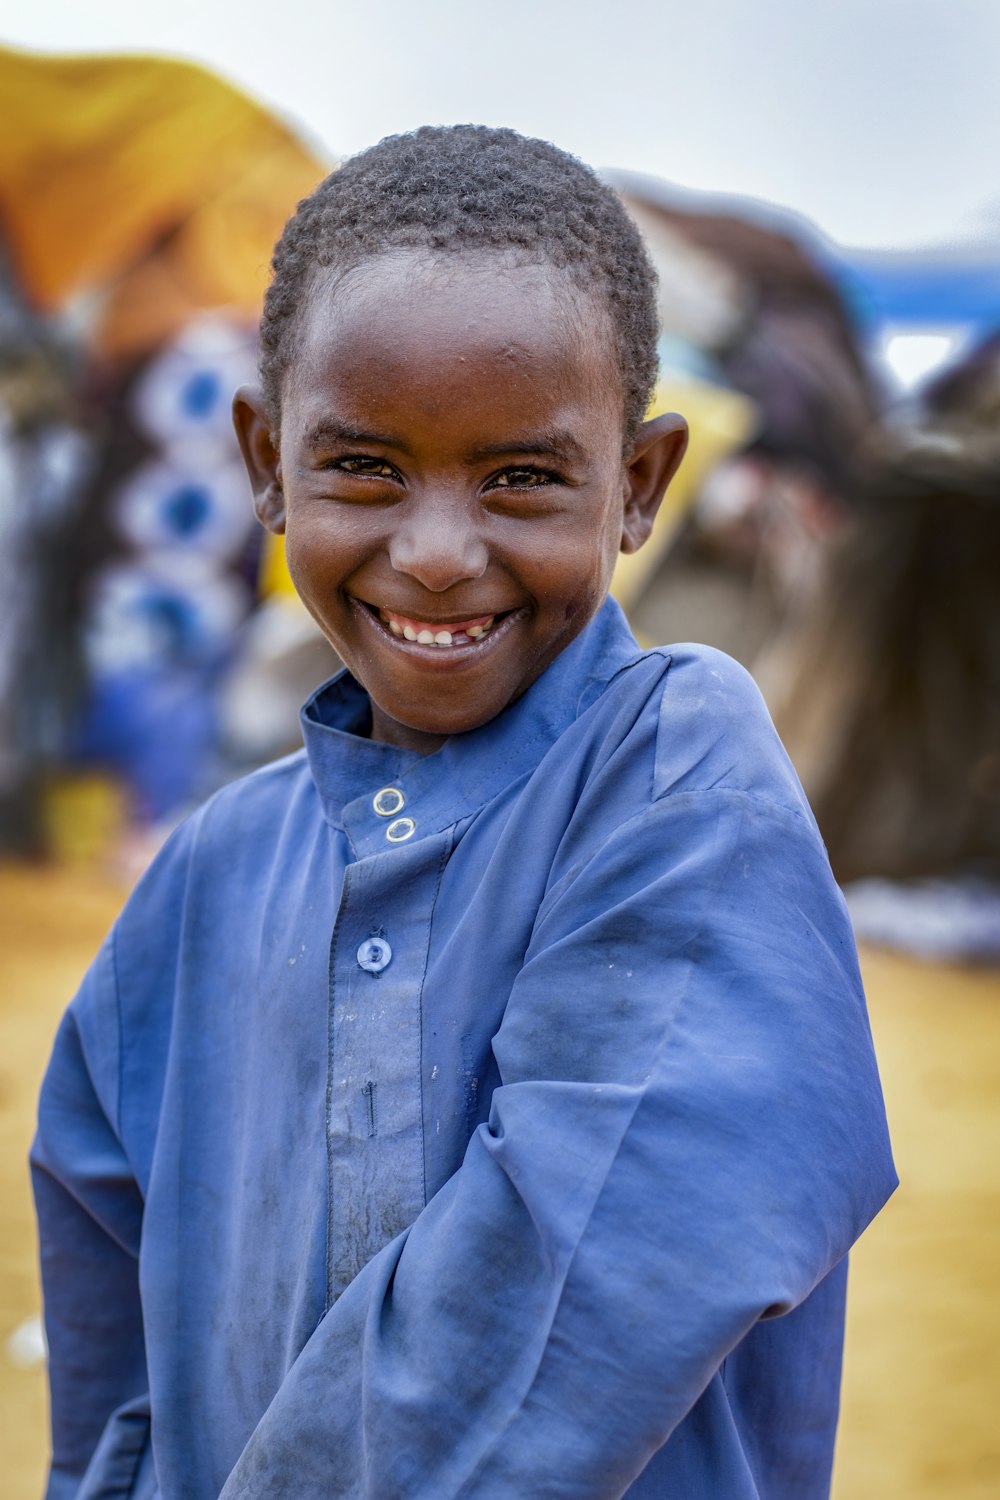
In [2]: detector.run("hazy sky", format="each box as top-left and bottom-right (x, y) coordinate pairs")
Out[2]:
(4, 0), (998, 251)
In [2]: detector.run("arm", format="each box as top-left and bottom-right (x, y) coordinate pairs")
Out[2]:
(31, 935), (150, 1500)
(221, 788), (895, 1499)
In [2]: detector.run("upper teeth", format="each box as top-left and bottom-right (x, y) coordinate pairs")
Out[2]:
(380, 611), (495, 646)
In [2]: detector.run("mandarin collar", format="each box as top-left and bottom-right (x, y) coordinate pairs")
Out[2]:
(300, 596), (640, 856)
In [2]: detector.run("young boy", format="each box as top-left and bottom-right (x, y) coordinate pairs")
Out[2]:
(32, 127), (895, 1500)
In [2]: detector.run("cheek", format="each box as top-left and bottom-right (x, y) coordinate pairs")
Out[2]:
(283, 502), (367, 582)
(282, 531), (321, 595)
(586, 495), (629, 575)
(537, 523), (620, 626)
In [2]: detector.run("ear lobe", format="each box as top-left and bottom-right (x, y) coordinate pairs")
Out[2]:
(233, 384), (286, 535)
(621, 411), (689, 555)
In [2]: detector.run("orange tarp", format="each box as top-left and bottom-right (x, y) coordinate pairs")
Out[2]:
(0, 46), (326, 347)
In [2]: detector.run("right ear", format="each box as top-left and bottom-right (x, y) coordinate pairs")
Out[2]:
(233, 385), (286, 534)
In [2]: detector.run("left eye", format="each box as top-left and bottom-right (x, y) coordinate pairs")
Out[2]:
(488, 468), (552, 490)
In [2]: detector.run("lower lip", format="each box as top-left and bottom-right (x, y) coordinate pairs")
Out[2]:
(352, 599), (524, 665)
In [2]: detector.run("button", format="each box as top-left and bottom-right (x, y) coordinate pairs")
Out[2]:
(373, 787), (405, 817)
(357, 937), (392, 973)
(386, 816), (416, 843)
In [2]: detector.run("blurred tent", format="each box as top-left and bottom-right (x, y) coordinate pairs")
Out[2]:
(924, 326), (1000, 447)
(836, 248), (1000, 381)
(0, 45), (325, 354)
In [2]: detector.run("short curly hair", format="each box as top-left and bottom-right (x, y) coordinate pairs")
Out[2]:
(260, 125), (660, 448)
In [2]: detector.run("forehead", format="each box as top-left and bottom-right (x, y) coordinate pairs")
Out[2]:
(281, 251), (623, 442)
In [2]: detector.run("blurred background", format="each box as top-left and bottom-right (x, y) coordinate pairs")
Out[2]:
(1, 2), (998, 1495)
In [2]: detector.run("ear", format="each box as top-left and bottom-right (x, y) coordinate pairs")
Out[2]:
(621, 411), (689, 555)
(233, 384), (286, 534)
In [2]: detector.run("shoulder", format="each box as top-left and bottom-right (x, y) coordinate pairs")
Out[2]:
(511, 643), (821, 908)
(649, 644), (813, 817)
(190, 746), (316, 842)
(577, 641), (814, 824)
(109, 748), (317, 978)
(148, 746), (314, 871)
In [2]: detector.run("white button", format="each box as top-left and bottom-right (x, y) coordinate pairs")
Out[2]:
(373, 787), (405, 817)
(357, 938), (392, 973)
(386, 816), (416, 843)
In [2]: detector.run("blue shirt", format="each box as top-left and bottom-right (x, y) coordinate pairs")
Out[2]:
(32, 598), (896, 1500)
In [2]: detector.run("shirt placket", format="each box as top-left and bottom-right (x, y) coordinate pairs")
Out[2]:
(325, 785), (453, 1306)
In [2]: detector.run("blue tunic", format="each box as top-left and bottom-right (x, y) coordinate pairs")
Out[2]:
(32, 598), (896, 1500)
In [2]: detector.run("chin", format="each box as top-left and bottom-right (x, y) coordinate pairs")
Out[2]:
(371, 685), (515, 749)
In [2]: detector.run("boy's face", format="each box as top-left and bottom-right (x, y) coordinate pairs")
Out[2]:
(235, 252), (686, 752)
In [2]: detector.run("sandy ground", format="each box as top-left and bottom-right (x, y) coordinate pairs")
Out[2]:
(0, 864), (128, 1495)
(1, 861), (998, 1497)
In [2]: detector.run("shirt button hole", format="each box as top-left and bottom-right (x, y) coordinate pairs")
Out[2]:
(373, 787), (405, 817)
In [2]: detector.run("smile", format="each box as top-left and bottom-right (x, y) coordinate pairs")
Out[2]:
(358, 601), (515, 650)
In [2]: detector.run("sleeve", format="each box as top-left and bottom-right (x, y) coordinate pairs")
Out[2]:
(219, 786), (896, 1500)
(30, 933), (151, 1500)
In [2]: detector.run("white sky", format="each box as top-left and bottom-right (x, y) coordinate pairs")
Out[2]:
(4, 0), (998, 252)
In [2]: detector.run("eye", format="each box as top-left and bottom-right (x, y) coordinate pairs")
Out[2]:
(487, 467), (558, 490)
(331, 456), (400, 479)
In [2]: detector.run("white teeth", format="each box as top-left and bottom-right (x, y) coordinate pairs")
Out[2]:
(380, 611), (498, 645)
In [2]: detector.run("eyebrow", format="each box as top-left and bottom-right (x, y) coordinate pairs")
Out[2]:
(466, 431), (588, 465)
(302, 421), (412, 455)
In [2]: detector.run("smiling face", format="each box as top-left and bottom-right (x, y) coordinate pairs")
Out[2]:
(235, 252), (686, 753)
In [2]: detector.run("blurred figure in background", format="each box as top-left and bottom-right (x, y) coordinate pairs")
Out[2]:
(0, 243), (90, 853)
(0, 45), (324, 860)
(68, 307), (261, 825)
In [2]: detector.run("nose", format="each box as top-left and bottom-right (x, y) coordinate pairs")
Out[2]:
(387, 495), (489, 592)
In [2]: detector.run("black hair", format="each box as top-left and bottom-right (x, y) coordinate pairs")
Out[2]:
(260, 125), (659, 447)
